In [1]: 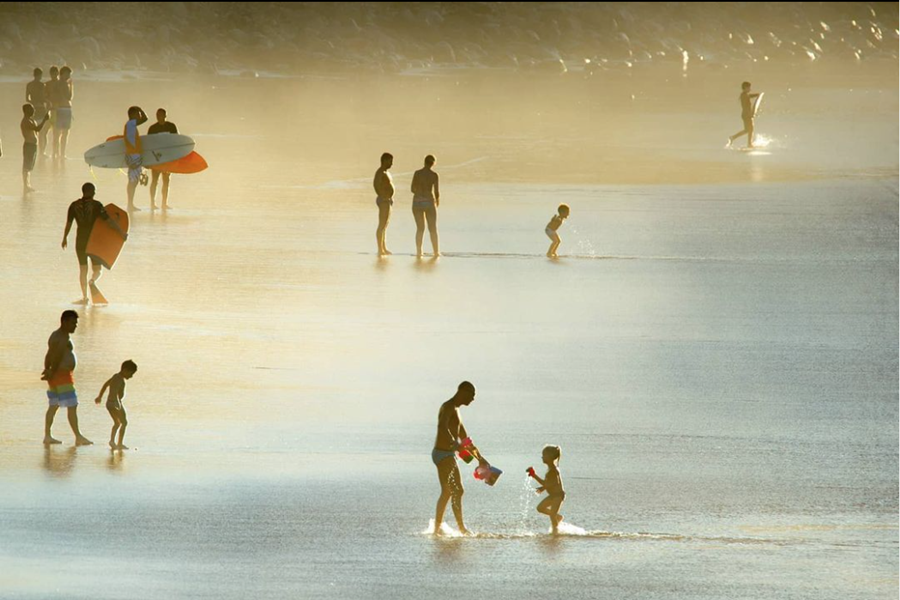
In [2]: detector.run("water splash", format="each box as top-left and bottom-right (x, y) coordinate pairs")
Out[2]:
(518, 474), (537, 533)
(556, 521), (588, 535)
(423, 519), (466, 537)
(568, 226), (598, 257)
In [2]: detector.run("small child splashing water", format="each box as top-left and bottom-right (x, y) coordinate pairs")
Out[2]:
(527, 444), (566, 533)
(545, 204), (569, 258)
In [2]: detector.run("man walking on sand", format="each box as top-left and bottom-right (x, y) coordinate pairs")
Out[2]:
(42, 310), (92, 446)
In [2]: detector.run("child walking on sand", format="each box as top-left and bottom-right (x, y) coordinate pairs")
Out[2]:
(95, 360), (138, 449)
(545, 204), (569, 257)
(527, 445), (566, 534)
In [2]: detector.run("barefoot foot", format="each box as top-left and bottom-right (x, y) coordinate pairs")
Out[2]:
(75, 437), (93, 446)
(43, 436), (62, 445)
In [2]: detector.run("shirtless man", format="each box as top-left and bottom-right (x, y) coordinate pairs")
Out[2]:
(373, 152), (394, 256)
(42, 310), (92, 446)
(46, 66), (59, 158)
(411, 155), (441, 257)
(727, 81), (762, 149)
(432, 381), (489, 535)
(50, 66), (74, 161)
(25, 68), (50, 157)
(20, 103), (50, 193)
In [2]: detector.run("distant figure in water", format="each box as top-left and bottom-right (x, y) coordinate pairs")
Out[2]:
(527, 445), (566, 534)
(727, 81), (762, 149)
(95, 360), (138, 449)
(545, 203), (569, 258)
(148, 108), (178, 210)
(42, 310), (92, 446)
(49, 66), (74, 161)
(373, 152), (394, 256)
(432, 381), (489, 535)
(411, 154), (441, 258)
(25, 68), (51, 157)
(62, 182), (127, 304)
(124, 106), (149, 212)
(20, 103), (50, 193)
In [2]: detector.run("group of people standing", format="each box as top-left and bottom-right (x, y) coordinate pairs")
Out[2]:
(19, 66), (74, 192)
(16, 65), (180, 212)
(374, 153), (442, 258)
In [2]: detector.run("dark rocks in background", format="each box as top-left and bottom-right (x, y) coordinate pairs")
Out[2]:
(0, 2), (895, 77)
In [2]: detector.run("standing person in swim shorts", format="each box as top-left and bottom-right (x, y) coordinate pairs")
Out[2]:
(42, 310), (92, 446)
(432, 381), (489, 535)
(124, 106), (148, 212)
(411, 154), (441, 258)
(50, 66), (74, 161)
(25, 68), (50, 158)
(727, 81), (762, 149)
(147, 108), (178, 210)
(373, 152), (394, 256)
(20, 103), (50, 193)
(46, 66), (59, 159)
(62, 182), (127, 304)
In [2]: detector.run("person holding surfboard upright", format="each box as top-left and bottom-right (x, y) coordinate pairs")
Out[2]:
(727, 81), (762, 149)
(42, 310), (92, 446)
(20, 103), (50, 193)
(62, 183), (127, 305)
(148, 108), (178, 210)
(411, 154), (441, 258)
(25, 68), (50, 158)
(374, 152), (395, 256)
(124, 106), (149, 212)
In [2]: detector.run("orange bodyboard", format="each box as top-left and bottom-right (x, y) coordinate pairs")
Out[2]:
(105, 135), (207, 174)
(150, 151), (208, 174)
(85, 203), (129, 270)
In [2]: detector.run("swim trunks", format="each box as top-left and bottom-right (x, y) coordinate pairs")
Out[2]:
(47, 371), (77, 407)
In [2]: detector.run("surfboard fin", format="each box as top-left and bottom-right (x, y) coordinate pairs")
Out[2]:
(89, 282), (108, 305)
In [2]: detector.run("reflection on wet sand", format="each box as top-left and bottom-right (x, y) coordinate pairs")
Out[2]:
(42, 446), (78, 478)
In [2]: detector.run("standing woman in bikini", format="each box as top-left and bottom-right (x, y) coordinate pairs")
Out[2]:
(411, 154), (441, 258)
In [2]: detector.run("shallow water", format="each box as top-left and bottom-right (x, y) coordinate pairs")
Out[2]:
(0, 65), (897, 599)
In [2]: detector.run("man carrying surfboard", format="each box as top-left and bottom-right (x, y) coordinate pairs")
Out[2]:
(147, 108), (178, 210)
(62, 183), (127, 305)
(124, 106), (149, 212)
(727, 81), (762, 149)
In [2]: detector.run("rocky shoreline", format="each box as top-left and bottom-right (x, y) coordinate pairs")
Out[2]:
(0, 2), (896, 77)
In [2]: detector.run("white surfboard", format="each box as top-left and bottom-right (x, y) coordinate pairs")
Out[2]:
(752, 92), (764, 117)
(84, 133), (195, 169)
